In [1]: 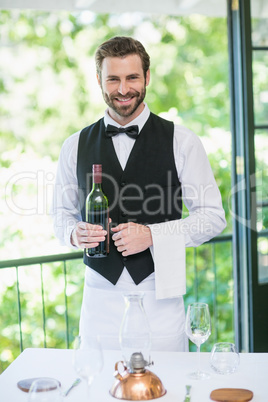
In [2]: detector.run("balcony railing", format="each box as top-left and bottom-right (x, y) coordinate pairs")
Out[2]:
(0, 234), (233, 372)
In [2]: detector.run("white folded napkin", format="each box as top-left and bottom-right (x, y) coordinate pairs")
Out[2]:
(148, 220), (186, 300)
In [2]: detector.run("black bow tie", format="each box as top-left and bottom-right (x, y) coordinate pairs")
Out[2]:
(105, 124), (139, 139)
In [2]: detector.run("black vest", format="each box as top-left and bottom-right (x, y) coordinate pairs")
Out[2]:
(77, 112), (182, 285)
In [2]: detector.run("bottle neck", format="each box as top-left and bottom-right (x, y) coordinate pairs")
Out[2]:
(92, 169), (102, 189)
(92, 182), (102, 190)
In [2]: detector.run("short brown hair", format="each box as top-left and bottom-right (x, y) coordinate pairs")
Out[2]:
(95, 36), (150, 79)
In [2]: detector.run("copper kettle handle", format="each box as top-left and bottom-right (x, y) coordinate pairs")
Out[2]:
(114, 360), (127, 381)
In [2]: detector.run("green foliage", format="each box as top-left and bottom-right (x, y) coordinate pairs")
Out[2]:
(148, 15), (230, 136)
(185, 240), (234, 352)
(0, 259), (85, 372)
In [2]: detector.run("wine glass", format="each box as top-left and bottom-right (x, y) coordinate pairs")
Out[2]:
(185, 302), (211, 380)
(28, 378), (63, 401)
(73, 335), (104, 399)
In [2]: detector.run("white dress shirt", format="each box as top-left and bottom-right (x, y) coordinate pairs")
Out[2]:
(51, 103), (226, 299)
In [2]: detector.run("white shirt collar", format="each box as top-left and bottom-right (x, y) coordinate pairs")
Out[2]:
(104, 103), (150, 134)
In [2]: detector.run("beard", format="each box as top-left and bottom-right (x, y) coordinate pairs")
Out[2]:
(101, 86), (146, 119)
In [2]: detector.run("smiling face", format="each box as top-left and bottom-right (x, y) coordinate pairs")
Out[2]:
(97, 54), (150, 125)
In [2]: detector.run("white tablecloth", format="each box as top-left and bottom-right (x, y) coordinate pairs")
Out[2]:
(0, 348), (268, 401)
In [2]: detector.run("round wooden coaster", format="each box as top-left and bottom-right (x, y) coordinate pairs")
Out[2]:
(17, 377), (61, 393)
(210, 388), (253, 402)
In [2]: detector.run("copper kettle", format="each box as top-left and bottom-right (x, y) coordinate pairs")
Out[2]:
(110, 352), (166, 400)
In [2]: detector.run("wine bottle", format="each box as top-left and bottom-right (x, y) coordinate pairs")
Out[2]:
(86, 164), (109, 257)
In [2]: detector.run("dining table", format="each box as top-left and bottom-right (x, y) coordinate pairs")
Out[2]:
(0, 347), (267, 401)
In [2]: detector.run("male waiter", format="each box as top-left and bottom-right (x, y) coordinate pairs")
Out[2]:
(51, 36), (226, 351)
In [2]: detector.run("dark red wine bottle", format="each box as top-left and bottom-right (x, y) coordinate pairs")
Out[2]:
(86, 164), (109, 257)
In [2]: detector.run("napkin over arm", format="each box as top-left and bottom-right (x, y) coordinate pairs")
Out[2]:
(148, 220), (186, 300)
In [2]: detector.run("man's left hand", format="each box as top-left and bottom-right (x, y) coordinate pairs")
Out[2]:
(111, 222), (153, 256)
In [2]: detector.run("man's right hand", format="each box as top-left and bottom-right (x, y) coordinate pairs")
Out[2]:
(71, 221), (107, 249)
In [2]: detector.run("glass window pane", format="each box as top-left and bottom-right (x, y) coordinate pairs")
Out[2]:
(255, 129), (268, 284)
(252, 17), (268, 47)
(258, 237), (268, 284)
(255, 130), (268, 229)
(253, 52), (268, 126)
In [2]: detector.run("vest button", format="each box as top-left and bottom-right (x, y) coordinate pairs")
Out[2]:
(121, 181), (126, 187)
(123, 257), (127, 261)
(121, 211), (127, 217)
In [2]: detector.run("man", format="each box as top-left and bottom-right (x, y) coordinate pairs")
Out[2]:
(52, 36), (226, 352)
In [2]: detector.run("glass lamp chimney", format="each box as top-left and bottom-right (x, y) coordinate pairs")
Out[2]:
(119, 292), (152, 371)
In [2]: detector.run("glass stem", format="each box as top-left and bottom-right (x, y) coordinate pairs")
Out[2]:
(197, 344), (201, 374)
(86, 379), (93, 400)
